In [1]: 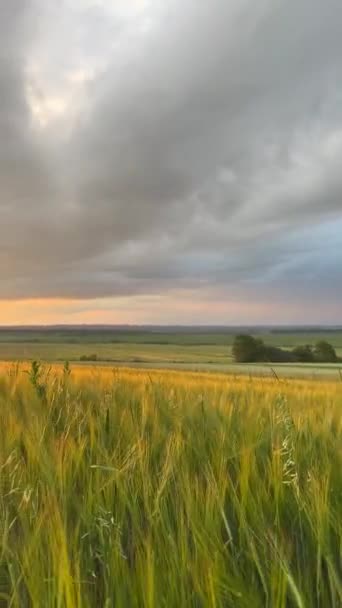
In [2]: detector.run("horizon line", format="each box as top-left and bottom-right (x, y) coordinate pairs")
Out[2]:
(1, 324), (342, 330)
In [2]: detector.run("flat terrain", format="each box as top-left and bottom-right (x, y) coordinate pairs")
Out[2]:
(0, 365), (341, 606)
(0, 327), (342, 379)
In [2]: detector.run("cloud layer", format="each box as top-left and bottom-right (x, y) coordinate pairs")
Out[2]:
(1, 0), (342, 320)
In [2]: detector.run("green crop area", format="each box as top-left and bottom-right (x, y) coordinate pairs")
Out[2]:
(0, 365), (341, 607)
(1, 327), (342, 379)
(0, 341), (231, 365)
(1, 327), (342, 347)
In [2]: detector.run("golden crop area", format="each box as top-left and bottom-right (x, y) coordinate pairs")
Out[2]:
(0, 363), (341, 607)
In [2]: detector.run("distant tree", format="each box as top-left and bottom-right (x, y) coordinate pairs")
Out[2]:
(262, 345), (295, 363)
(292, 344), (314, 363)
(314, 341), (338, 363)
(233, 336), (339, 365)
(232, 335), (264, 363)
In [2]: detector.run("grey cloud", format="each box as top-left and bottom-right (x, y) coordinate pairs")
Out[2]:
(0, 0), (342, 308)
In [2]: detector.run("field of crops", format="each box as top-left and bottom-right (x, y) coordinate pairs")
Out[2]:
(1, 328), (342, 380)
(0, 363), (341, 607)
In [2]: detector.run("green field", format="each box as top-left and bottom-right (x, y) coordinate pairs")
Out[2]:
(0, 366), (341, 607)
(0, 328), (342, 379)
(0, 340), (232, 364)
(1, 328), (342, 347)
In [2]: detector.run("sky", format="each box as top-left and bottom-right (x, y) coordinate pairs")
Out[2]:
(1, 0), (342, 325)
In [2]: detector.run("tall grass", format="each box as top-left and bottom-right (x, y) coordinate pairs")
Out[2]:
(0, 365), (341, 607)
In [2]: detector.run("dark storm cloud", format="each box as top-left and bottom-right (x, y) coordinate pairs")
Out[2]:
(1, 0), (342, 302)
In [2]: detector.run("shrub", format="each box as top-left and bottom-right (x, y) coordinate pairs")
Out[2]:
(292, 345), (315, 363)
(80, 353), (98, 362)
(262, 345), (295, 363)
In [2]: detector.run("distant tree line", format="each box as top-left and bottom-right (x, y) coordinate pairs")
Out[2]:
(232, 335), (340, 364)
